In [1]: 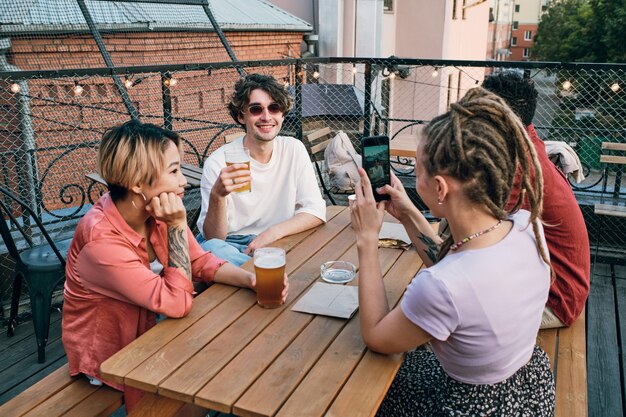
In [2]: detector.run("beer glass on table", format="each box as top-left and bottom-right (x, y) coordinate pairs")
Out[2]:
(254, 247), (286, 308)
(224, 147), (251, 193)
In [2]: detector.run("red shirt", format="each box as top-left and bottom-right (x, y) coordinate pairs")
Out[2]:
(508, 125), (590, 326)
(62, 194), (226, 409)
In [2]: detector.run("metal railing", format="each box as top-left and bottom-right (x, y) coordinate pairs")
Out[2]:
(1, 56), (625, 316)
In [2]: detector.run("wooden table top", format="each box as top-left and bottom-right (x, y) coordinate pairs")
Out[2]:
(100, 206), (426, 417)
(390, 134), (419, 158)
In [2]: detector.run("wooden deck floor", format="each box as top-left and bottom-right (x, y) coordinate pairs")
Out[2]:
(1, 261), (625, 417)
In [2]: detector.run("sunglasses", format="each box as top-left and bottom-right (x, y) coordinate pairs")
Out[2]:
(246, 103), (282, 116)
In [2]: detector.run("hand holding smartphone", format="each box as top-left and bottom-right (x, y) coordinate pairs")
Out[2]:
(360, 135), (391, 201)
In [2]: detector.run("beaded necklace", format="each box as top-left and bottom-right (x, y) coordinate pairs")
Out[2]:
(449, 220), (503, 251)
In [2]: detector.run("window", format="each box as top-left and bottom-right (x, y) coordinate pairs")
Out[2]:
(524, 30), (532, 40)
(523, 48), (530, 58)
(512, 21), (519, 30)
(511, 37), (517, 46)
(515, 4), (520, 12)
(384, 0), (393, 12)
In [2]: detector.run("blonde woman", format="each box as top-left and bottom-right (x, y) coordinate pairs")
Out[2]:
(351, 87), (554, 416)
(62, 120), (287, 412)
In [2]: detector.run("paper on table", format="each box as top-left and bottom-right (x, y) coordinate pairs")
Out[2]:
(379, 222), (411, 249)
(291, 282), (359, 319)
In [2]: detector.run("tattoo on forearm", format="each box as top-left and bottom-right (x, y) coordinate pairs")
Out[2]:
(417, 233), (439, 263)
(168, 226), (191, 279)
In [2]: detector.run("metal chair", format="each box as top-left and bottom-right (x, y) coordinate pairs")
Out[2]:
(0, 186), (72, 363)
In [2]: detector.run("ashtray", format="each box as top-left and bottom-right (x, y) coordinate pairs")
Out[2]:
(320, 261), (356, 284)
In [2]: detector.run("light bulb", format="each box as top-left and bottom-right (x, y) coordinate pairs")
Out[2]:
(73, 84), (84, 96)
(352, 66), (358, 74)
(562, 80), (572, 91)
(124, 78), (133, 88)
(389, 72), (396, 79)
(432, 69), (439, 77)
(610, 82), (620, 92)
(313, 71), (320, 79)
(163, 78), (171, 87)
(169, 77), (178, 87)
(10, 83), (21, 93)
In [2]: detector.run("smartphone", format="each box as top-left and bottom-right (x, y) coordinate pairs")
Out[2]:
(360, 135), (391, 201)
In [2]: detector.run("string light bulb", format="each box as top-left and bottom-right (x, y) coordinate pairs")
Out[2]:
(313, 71), (320, 79)
(10, 83), (21, 93)
(169, 77), (178, 87)
(73, 81), (84, 96)
(352, 66), (358, 74)
(124, 77), (133, 89)
(562, 80), (572, 91)
(432, 69), (439, 77)
(610, 82), (620, 92)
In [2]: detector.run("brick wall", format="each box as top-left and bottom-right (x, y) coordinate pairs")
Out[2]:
(1, 31), (304, 212)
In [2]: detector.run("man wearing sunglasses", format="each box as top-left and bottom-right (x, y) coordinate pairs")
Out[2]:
(196, 74), (326, 265)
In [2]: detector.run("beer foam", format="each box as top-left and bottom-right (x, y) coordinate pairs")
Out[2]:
(254, 255), (285, 269)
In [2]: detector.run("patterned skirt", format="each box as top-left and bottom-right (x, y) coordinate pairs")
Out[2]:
(376, 345), (555, 417)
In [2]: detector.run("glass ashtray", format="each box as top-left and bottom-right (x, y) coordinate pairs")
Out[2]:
(320, 261), (356, 284)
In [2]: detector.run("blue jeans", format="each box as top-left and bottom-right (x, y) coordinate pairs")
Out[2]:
(197, 234), (256, 266)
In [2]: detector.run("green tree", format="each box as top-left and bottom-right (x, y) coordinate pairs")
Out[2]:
(533, 0), (626, 63)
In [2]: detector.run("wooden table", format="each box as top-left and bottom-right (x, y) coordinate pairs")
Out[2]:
(390, 134), (419, 158)
(100, 206), (427, 417)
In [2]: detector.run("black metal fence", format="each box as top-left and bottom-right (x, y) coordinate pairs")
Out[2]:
(1, 56), (625, 320)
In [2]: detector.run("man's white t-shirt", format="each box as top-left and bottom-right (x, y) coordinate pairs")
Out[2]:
(197, 136), (326, 237)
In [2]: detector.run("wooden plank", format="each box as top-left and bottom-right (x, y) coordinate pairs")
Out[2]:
(274, 248), (410, 417)
(22, 378), (99, 417)
(586, 274), (623, 417)
(325, 249), (426, 417)
(124, 290), (257, 393)
(599, 155), (626, 165)
(159, 213), (354, 404)
(224, 132), (244, 144)
(100, 284), (239, 385)
(594, 204), (626, 218)
(305, 127), (332, 144)
(390, 134), (419, 158)
(613, 267), (626, 412)
(233, 315), (346, 417)
(601, 142), (626, 151)
(554, 311), (587, 417)
(310, 139), (330, 155)
(536, 328), (558, 373)
(126, 393), (187, 417)
(62, 386), (124, 417)
(0, 364), (73, 417)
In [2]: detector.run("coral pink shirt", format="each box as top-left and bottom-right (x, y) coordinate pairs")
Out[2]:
(62, 194), (225, 406)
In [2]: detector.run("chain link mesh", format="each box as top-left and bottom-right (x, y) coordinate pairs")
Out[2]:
(1, 7), (625, 322)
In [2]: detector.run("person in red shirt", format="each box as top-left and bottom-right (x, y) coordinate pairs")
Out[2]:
(483, 71), (590, 328)
(62, 120), (288, 412)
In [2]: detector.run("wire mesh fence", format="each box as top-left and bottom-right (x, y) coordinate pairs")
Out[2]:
(1, 54), (625, 321)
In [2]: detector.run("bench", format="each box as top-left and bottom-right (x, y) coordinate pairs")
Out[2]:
(0, 363), (123, 417)
(536, 310), (587, 417)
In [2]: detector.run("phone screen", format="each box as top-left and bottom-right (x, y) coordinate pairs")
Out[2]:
(361, 136), (391, 201)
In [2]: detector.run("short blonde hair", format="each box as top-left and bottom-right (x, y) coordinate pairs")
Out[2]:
(98, 120), (182, 200)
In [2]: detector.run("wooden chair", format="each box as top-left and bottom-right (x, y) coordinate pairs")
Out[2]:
(0, 186), (72, 363)
(303, 127), (344, 205)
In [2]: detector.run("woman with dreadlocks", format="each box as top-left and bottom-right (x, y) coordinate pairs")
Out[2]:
(350, 87), (555, 416)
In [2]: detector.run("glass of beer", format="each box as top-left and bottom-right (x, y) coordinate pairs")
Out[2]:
(224, 147), (251, 193)
(254, 247), (286, 308)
